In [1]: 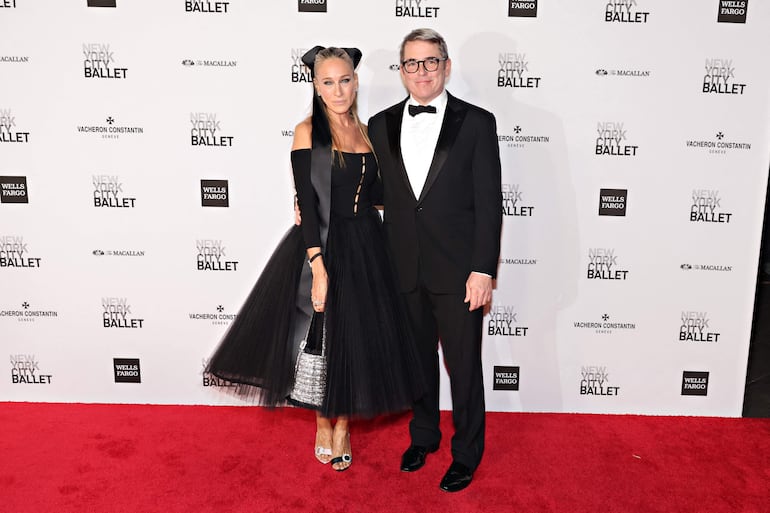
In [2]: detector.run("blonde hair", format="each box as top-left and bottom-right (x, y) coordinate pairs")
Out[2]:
(314, 47), (373, 164)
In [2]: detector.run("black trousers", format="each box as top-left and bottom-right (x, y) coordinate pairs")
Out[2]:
(402, 284), (486, 471)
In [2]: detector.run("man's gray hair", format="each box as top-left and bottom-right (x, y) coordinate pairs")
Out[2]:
(399, 28), (449, 62)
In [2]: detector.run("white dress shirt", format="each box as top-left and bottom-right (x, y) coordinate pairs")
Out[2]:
(400, 90), (448, 199)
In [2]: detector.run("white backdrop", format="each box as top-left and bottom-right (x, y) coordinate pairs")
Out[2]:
(2, 0), (769, 416)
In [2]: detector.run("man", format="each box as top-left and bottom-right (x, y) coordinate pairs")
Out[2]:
(368, 28), (502, 492)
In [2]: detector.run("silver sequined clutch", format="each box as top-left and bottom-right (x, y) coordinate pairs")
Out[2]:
(290, 313), (327, 408)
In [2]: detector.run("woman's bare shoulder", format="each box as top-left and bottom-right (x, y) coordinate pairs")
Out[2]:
(292, 118), (312, 150)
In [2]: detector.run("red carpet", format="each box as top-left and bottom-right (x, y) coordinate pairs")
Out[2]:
(1, 403), (769, 513)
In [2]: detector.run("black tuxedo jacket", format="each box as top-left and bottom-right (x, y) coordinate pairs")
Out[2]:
(368, 92), (502, 294)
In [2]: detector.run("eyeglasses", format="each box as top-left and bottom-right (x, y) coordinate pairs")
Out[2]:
(400, 57), (447, 73)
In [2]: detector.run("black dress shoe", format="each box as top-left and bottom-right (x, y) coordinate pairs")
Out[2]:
(439, 462), (473, 492)
(400, 445), (438, 472)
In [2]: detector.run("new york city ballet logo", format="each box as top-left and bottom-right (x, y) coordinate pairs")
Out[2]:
(703, 58), (746, 95)
(113, 358), (141, 383)
(493, 366), (519, 391)
(93, 175), (136, 208)
(87, 0), (116, 6)
(497, 52), (541, 88)
(201, 180), (229, 207)
(298, 0), (326, 12)
(598, 189), (627, 217)
(0, 0), (18, 8)
(595, 122), (638, 157)
(185, 0), (229, 13)
(395, 0), (440, 18)
(486, 305), (528, 337)
(10, 354), (52, 385)
(502, 183), (534, 217)
(102, 297), (144, 329)
(717, 0), (748, 23)
(572, 313), (636, 335)
(580, 366), (619, 396)
(290, 48), (312, 83)
(509, 0), (536, 17)
(202, 358), (236, 387)
(77, 116), (144, 140)
(0, 109), (30, 143)
(681, 371), (708, 396)
(83, 43), (127, 79)
(190, 112), (234, 147)
(498, 125), (550, 150)
(0, 236), (41, 269)
(686, 131), (751, 156)
(196, 239), (239, 271)
(586, 248), (628, 280)
(679, 311), (721, 343)
(0, 176), (28, 204)
(0, 301), (58, 324)
(189, 305), (236, 327)
(605, 0), (649, 23)
(690, 189), (732, 223)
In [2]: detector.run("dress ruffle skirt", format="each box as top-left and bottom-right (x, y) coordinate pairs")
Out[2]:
(205, 208), (425, 418)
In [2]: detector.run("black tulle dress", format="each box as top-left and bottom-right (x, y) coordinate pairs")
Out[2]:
(205, 149), (425, 418)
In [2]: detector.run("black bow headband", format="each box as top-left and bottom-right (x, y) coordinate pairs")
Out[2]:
(301, 46), (363, 78)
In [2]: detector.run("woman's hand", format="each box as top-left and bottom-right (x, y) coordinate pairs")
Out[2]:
(309, 252), (328, 313)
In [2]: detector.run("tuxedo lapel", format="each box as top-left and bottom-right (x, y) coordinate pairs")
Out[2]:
(418, 93), (467, 204)
(385, 99), (418, 202)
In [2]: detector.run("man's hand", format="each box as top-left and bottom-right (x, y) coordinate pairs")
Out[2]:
(464, 272), (493, 311)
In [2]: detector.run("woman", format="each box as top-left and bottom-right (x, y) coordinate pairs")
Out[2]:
(205, 46), (424, 472)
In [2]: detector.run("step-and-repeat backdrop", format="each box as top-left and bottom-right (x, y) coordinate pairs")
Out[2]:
(3, 0), (769, 416)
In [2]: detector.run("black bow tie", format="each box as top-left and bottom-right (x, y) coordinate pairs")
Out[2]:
(408, 104), (437, 117)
